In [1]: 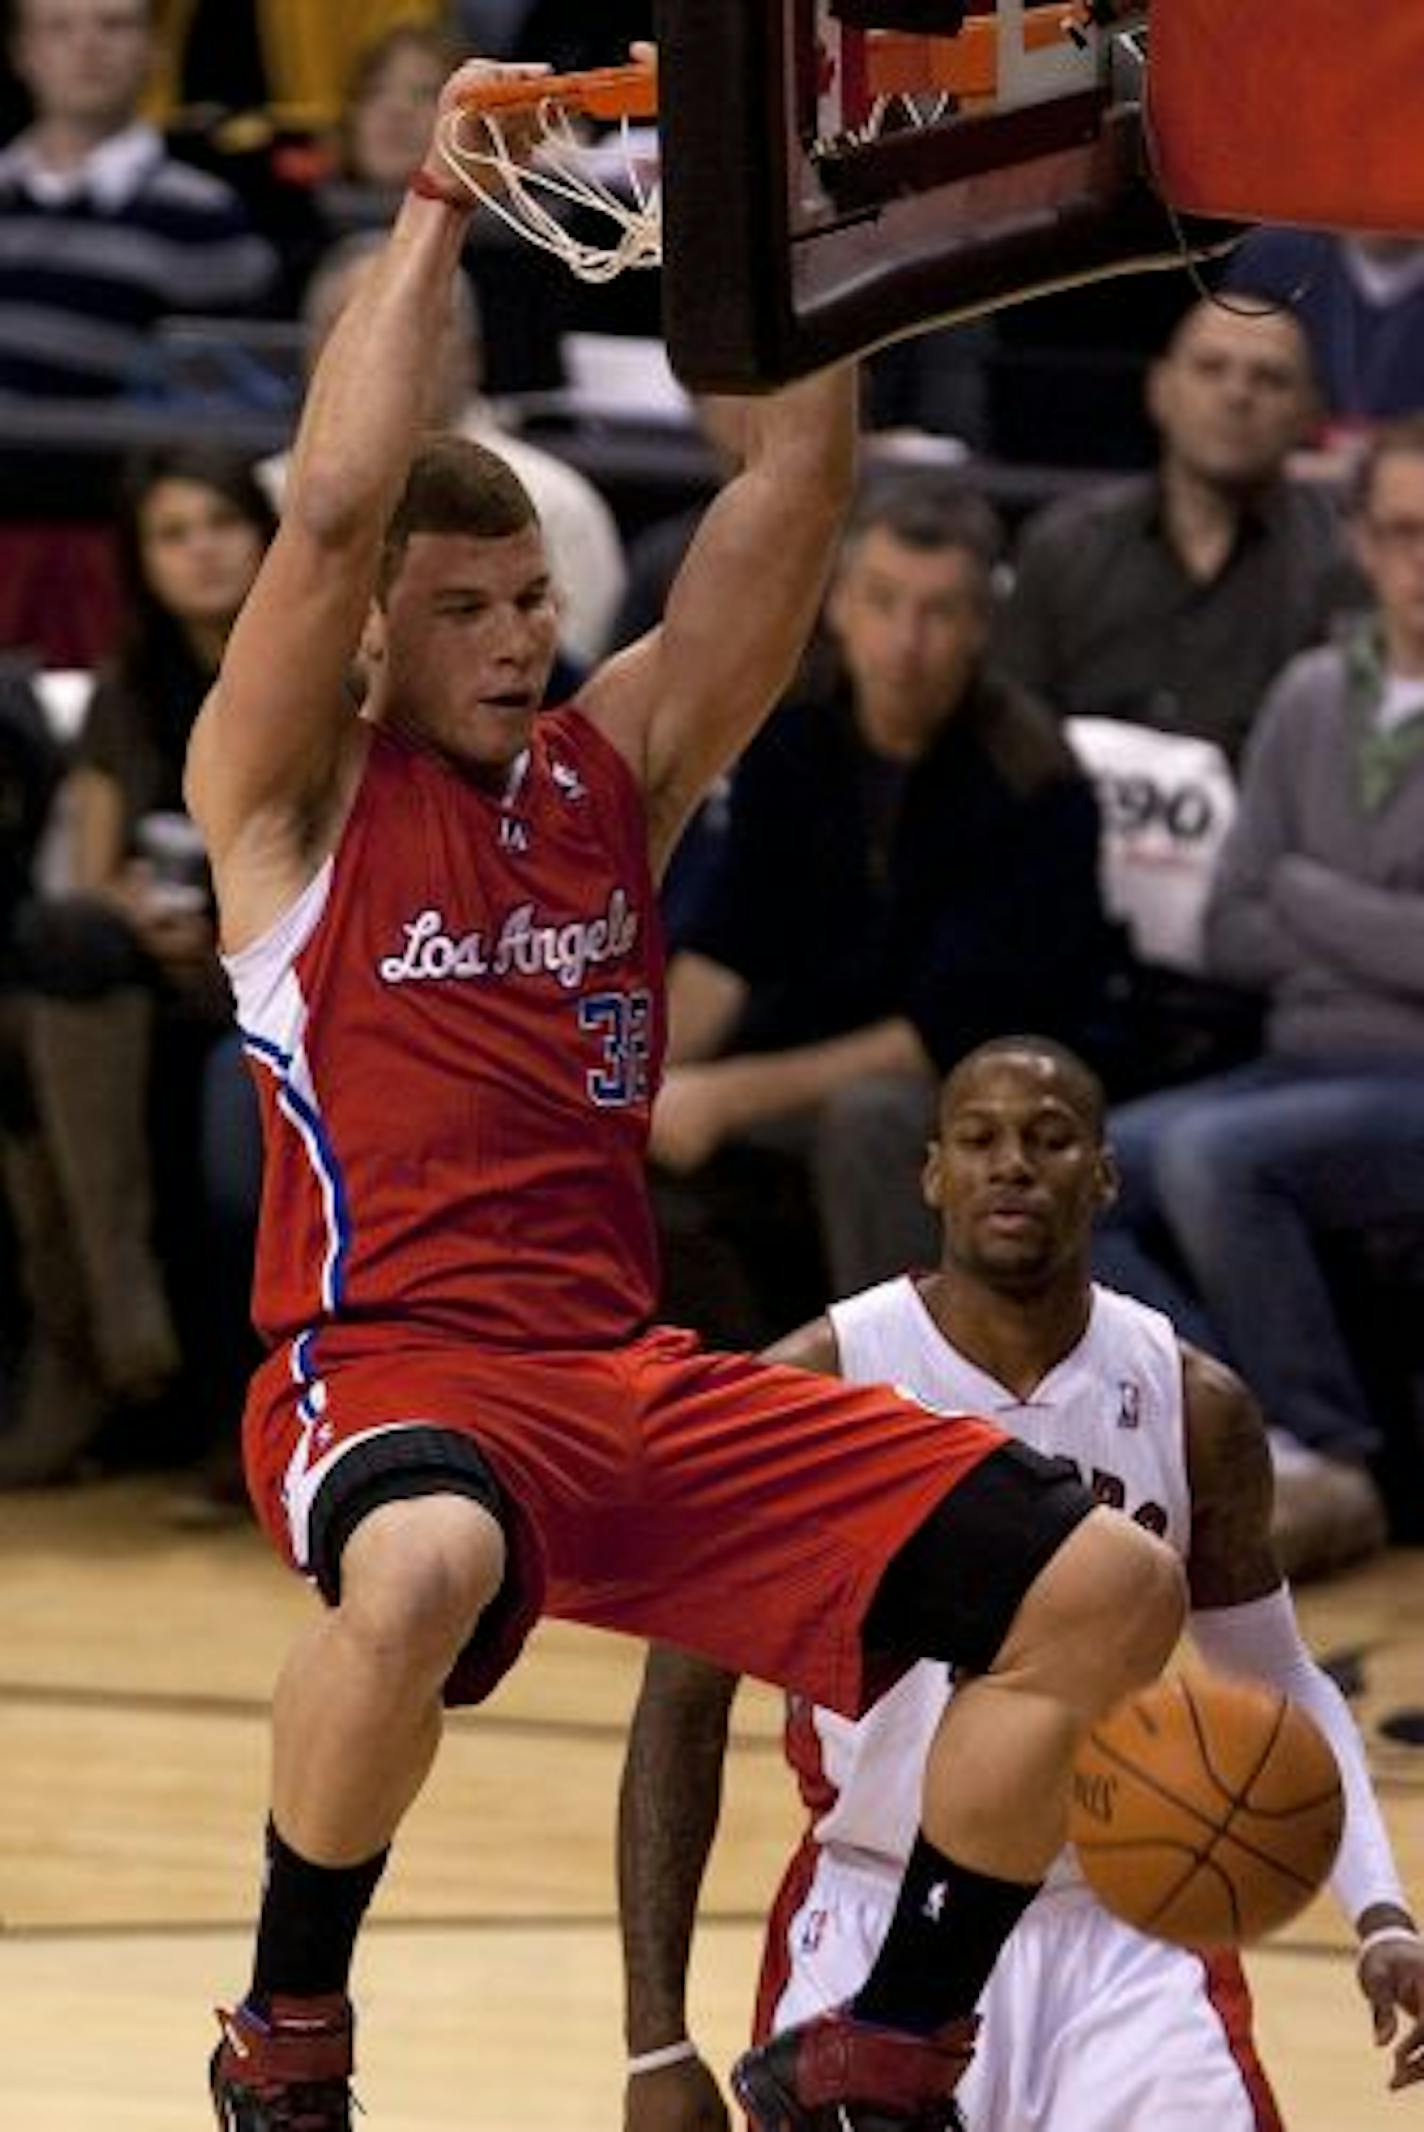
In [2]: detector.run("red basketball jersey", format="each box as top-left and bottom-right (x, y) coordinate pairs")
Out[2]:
(224, 708), (667, 1358)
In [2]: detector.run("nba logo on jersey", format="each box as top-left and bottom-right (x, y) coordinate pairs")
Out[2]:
(1116, 1379), (1141, 1429)
(551, 758), (586, 803)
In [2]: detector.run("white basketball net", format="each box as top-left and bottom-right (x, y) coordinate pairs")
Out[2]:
(435, 103), (662, 284)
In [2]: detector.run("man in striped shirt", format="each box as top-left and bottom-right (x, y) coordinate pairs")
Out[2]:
(0, 0), (277, 398)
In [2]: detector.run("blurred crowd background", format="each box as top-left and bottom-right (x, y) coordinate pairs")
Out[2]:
(0, 0), (1421, 1588)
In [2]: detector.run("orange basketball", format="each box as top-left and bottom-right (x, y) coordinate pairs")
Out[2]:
(1067, 1672), (1344, 1946)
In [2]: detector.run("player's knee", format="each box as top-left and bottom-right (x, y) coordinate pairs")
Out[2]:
(1006, 1509), (1185, 1715)
(1067, 1512), (1185, 1704)
(338, 1494), (506, 1675)
(1097, 1516), (1185, 1690)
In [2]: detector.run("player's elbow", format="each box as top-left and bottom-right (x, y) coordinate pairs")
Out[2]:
(283, 458), (386, 556)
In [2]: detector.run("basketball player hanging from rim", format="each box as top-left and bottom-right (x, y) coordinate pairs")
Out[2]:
(190, 54), (1184, 2132)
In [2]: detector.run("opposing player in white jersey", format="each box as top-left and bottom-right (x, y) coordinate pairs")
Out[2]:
(619, 1037), (1424, 2132)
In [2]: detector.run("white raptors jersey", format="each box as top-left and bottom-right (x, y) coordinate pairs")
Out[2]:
(788, 1278), (1191, 1881)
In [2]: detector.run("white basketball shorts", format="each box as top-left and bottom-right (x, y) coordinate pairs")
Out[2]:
(767, 1851), (1281, 2131)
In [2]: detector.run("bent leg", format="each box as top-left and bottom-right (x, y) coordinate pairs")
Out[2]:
(213, 1487), (512, 2117)
(853, 1454), (1181, 2030)
(26, 983), (180, 1398)
(0, 1130), (107, 1485)
(920, 1506), (1184, 1878)
(273, 1492), (506, 1861)
(731, 1474), (1184, 2127)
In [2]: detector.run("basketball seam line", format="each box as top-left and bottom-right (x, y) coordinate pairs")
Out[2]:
(1078, 1733), (1328, 1897)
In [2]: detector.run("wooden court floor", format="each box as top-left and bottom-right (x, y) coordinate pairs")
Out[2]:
(1, 1480), (1421, 2129)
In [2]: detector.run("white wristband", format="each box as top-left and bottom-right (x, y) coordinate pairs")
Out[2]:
(1358, 1926), (1422, 1966)
(627, 2040), (699, 2077)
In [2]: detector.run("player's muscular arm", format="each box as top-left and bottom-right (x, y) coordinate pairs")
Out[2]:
(1183, 1339), (1424, 2075)
(184, 62), (530, 941)
(585, 365), (859, 873)
(619, 1644), (739, 2131)
(1181, 1344), (1281, 1609)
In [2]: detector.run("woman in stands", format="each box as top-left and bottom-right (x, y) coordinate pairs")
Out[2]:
(315, 22), (459, 238)
(0, 445), (273, 1497)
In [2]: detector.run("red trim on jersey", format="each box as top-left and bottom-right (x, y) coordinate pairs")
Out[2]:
(1198, 1950), (1285, 2132)
(754, 1831), (824, 2044)
(757, 1697), (840, 2039)
(785, 1693), (838, 1823)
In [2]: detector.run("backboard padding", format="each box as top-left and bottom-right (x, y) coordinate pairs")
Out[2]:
(1151, 3), (1424, 236)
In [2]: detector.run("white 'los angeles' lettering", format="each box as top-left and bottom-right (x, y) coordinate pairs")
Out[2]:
(378, 889), (637, 991)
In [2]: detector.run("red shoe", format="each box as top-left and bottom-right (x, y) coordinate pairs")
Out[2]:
(209, 1994), (355, 2130)
(731, 2006), (977, 2131)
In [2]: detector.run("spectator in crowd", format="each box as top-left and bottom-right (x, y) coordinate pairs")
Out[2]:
(1222, 232), (1424, 440)
(0, 444), (271, 1489)
(1093, 416), (1424, 1582)
(650, 472), (1121, 1345)
(261, 230), (626, 668)
(611, 399), (982, 658)
(314, 19), (454, 235)
(1001, 295), (1350, 767)
(309, 20), (572, 402)
(335, 20), (449, 192)
(0, 0), (277, 398)
(999, 295), (1360, 1084)
(0, 30), (27, 141)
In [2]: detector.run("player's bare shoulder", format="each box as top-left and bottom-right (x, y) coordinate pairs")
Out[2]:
(1181, 1341), (1280, 1605)
(764, 1314), (843, 1379)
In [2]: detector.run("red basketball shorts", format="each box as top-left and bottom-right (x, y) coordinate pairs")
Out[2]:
(243, 1322), (1009, 1715)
